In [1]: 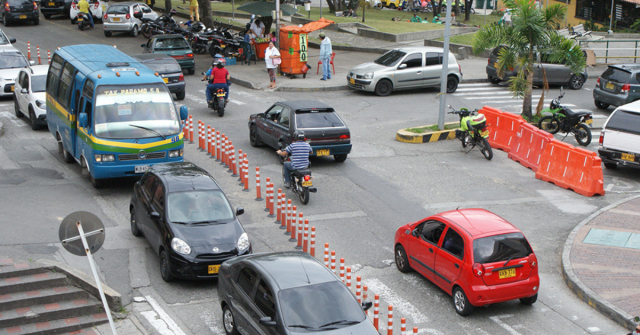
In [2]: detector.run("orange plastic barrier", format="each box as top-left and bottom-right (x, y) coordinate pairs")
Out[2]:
(507, 122), (554, 172)
(535, 140), (605, 196)
(479, 106), (523, 153)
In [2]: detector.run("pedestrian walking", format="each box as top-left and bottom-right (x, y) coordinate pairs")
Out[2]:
(190, 0), (199, 22)
(319, 32), (332, 81)
(265, 41), (281, 89)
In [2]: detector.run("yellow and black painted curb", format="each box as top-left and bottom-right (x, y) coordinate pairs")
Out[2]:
(396, 122), (460, 144)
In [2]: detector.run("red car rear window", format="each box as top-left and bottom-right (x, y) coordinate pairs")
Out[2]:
(473, 232), (532, 264)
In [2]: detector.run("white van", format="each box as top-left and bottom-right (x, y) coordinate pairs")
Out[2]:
(599, 100), (640, 169)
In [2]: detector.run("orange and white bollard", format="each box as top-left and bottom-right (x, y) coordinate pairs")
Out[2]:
(47, 49), (51, 64)
(27, 41), (31, 60)
(188, 116), (194, 143)
(373, 295), (380, 331)
(215, 131), (221, 160)
(242, 156), (250, 192)
(207, 126), (212, 155)
(310, 226), (316, 257)
(401, 318), (406, 335)
(302, 218), (309, 253)
(201, 123), (206, 150)
(279, 195), (287, 229)
(339, 258), (345, 282)
(346, 267), (352, 289)
(255, 167), (262, 201)
(268, 183), (276, 218)
(330, 251), (336, 274)
(356, 276), (362, 303)
(413, 327), (418, 334)
(210, 128), (216, 157)
(324, 243), (330, 267)
(198, 121), (203, 150)
(387, 305), (393, 335)
(276, 190), (283, 225)
(37, 46), (41, 64)
(222, 136), (228, 166)
(289, 206), (297, 241)
(229, 146), (236, 174)
(285, 199), (292, 232)
(363, 285), (368, 316)
(264, 178), (271, 211)
(296, 213), (303, 249)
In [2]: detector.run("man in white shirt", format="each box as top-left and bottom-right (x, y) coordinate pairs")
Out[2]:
(250, 18), (265, 39)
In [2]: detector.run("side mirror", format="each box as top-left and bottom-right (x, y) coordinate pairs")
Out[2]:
(78, 112), (88, 128)
(21, 88), (28, 94)
(141, 44), (146, 48)
(150, 212), (161, 220)
(179, 105), (188, 121)
(29, 60), (36, 65)
(259, 317), (276, 327)
(411, 229), (419, 237)
(362, 301), (373, 311)
(9, 38), (16, 44)
(236, 207), (244, 216)
(397, 64), (407, 69)
(134, 11), (143, 19)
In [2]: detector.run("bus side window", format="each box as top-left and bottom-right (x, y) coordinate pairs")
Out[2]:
(84, 100), (92, 127)
(57, 62), (76, 110)
(74, 89), (81, 114)
(46, 54), (64, 97)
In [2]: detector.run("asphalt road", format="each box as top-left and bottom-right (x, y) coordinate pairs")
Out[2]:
(0, 17), (637, 335)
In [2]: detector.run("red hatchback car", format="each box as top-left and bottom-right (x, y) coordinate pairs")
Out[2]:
(394, 209), (539, 316)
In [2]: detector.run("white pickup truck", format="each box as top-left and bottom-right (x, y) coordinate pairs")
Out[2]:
(599, 100), (640, 169)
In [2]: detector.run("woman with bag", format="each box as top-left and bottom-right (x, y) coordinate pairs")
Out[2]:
(265, 41), (281, 89)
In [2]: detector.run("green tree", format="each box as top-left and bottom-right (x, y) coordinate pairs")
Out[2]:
(472, 0), (586, 119)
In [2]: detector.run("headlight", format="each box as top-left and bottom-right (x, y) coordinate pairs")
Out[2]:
(237, 233), (249, 252)
(35, 100), (46, 109)
(169, 149), (183, 158)
(363, 72), (373, 79)
(171, 237), (191, 255)
(94, 154), (114, 162)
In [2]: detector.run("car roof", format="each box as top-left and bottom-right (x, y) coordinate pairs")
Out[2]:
(609, 64), (640, 72)
(132, 54), (175, 61)
(24, 65), (49, 76)
(109, 2), (141, 5)
(392, 46), (446, 54)
(245, 252), (337, 291)
(613, 100), (640, 114)
(436, 208), (519, 238)
(277, 100), (333, 111)
(149, 162), (221, 193)
(153, 34), (186, 40)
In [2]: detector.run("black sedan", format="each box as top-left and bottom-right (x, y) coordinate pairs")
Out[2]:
(217, 251), (377, 335)
(248, 100), (352, 163)
(133, 54), (186, 101)
(129, 162), (251, 282)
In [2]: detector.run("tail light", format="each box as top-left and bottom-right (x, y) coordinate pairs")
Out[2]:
(33, 1), (37, 10)
(103, 13), (107, 19)
(171, 55), (183, 59)
(528, 253), (537, 267)
(94, 1), (99, 8)
(621, 84), (631, 93)
(596, 77), (600, 85)
(4, 2), (9, 10)
(125, 13), (130, 19)
(487, 58), (490, 65)
(186, 53), (194, 58)
(71, 2), (76, 9)
(472, 263), (484, 277)
(599, 132), (604, 145)
(339, 134), (350, 140)
(178, 73), (184, 82)
(303, 175), (311, 181)
(458, 64), (461, 74)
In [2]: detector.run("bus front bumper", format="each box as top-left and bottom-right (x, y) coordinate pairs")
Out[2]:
(90, 155), (184, 179)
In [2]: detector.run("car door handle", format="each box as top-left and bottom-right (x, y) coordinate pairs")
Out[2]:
(455, 263), (459, 268)
(429, 248), (433, 253)
(416, 71), (422, 74)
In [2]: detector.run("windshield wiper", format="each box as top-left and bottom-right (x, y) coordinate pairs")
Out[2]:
(503, 255), (517, 267)
(318, 320), (360, 328)
(288, 325), (316, 330)
(189, 220), (221, 225)
(128, 124), (166, 140)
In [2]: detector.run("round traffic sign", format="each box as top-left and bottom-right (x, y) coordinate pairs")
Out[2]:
(58, 211), (105, 257)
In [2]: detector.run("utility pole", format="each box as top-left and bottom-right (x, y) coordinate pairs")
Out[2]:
(437, 0), (453, 130)
(276, 0), (281, 48)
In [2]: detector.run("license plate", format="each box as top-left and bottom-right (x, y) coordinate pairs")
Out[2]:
(606, 82), (614, 90)
(494, 62), (499, 68)
(585, 119), (593, 125)
(112, 17), (120, 21)
(316, 149), (330, 156)
(163, 77), (169, 83)
(10, 85), (14, 91)
(480, 130), (489, 137)
(134, 165), (149, 173)
(19, 15), (26, 19)
(302, 180), (312, 187)
(48, 1), (54, 5)
(621, 153), (635, 162)
(208, 265), (220, 274)
(498, 268), (516, 279)
(77, 18), (83, 21)
(221, 44), (226, 48)
(349, 78), (355, 85)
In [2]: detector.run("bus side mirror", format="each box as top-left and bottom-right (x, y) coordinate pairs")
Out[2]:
(180, 105), (188, 121)
(78, 113), (88, 128)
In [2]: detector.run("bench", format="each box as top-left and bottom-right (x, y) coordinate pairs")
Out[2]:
(557, 28), (577, 40)
(571, 24), (592, 37)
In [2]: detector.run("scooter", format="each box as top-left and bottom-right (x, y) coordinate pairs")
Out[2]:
(77, 12), (92, 31)
(538, 87), (593, 146)
(282, 155), (317, 205)
(449, 105), (493, 160)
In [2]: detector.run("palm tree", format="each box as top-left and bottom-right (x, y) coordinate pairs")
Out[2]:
(472, 0), (586, 120)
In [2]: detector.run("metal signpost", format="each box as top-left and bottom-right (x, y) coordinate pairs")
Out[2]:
(437, 1), (454, 130)
(59, 211), (117, 335)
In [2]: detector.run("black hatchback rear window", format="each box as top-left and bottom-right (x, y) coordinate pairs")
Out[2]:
(606, 110), (640, 136)
(295, 110), (345, 129)
(473, 232), (532, 264)
(601, 67), (632, 83)
(7, 0), (30, 6)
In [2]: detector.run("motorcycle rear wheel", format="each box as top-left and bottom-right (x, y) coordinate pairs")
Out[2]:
(217, 98), (225, 117)
(299, 187), (310, 205)
(574, 123), (592, 146)
(141, 25), (151, 38)
(538, 116), (560, 134)
(478, 137), (493, 160)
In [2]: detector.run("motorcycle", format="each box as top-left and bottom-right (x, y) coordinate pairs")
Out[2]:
(538, 88), (593, 146)
(449, 105), (493, 160)
(208, 25), (242, 58)
(201, 72), (227, 117)
(282, 155), (317, 205)
(76, 12), (92, 31)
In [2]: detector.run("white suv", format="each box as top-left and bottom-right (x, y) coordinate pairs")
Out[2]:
(599, 100), (640, 169)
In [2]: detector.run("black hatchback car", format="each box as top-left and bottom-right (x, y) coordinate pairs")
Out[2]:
(133, 54), (186, 101)
(218, 251), (377, 335)
(248, 101), (352, 163)
(1, 0), (39, 25)
(130, 162), (251, 282)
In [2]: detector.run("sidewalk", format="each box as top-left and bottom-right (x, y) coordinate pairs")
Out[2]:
(562, 195), (640, 331)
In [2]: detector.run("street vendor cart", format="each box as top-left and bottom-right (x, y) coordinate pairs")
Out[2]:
(278, 18), (334, 78)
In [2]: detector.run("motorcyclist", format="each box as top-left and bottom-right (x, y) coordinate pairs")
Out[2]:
(77, 0), (94, 28)
(202, 58), (230, 104)
(277, 130), (312, 189)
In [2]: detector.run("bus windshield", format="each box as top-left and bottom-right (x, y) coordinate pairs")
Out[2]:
(94, 84), (180, 139)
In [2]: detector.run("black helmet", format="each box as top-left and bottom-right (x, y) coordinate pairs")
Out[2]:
(169, 9), (177, 15)
(294, 130), (305, 141)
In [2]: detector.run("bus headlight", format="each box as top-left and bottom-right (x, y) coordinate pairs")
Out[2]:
(94, 154), (115, 162)
(169, 149), (183, 158)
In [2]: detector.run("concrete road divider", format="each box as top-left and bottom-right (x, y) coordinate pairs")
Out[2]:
(395, 122), (459, 144)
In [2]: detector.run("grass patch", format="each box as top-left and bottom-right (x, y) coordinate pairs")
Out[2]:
(308, 36), (351, 46)
(406, 122), (460, 133)
(436, 32), (476, 45)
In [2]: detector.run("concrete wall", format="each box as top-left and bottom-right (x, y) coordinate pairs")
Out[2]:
(211, 10), (252, 20)
(358, 26), (478, 42)
(423, 39), (492, 58)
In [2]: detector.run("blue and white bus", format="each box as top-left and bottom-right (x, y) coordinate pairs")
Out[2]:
(46, 44), (188, 188)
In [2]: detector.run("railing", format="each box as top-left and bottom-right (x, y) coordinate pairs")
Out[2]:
(578, 39), (640, 64)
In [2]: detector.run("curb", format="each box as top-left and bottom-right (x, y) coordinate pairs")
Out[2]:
(38, 258), (122, 311)
(396, 122), (459, 143)
(0, 120), (4, 137)
(561, 195), (640, 331)
(231, 77), (260, 90)
(275, 85), (349, 92)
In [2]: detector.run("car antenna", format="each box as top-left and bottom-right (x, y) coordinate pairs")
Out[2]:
(298, 256), (311, 284)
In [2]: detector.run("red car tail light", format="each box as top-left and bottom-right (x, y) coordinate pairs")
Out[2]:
(186, 53), (194, 58)
(599, 132), (604, 145)
(33, 1), (37, 9)
(339, 134), (350, 140)
(178, 73), (184, 82)
(125, 13), (130, 19)
(472, 263), (484, 277)
(596, 77), (600, 85)
(528, 254), (537, 267)
(487, 58), (490, 65)
(103, 13), (107, 19)
(621, 84), (631, 93)
(303, 175), (311, 181)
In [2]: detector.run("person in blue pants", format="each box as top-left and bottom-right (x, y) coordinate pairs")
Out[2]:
(319, 32), (332, 81)
(201, 59), (230, 103)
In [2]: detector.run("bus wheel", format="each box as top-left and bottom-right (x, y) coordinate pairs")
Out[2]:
(90, 173), (104, 189)
(58, 134), (74, 163)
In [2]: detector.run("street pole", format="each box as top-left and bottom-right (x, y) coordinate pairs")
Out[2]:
(437, 0), (453, 130)
(320, 0), (323, 18)
(232, 0), (235, 20)
(609, 0), (614, 32)
(362, 2), (365, 22)
(276, 0), (281, 49)
(483, 0), (486, 26)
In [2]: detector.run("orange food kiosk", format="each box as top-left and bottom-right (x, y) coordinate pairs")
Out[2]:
(278, 18), (334, 78)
